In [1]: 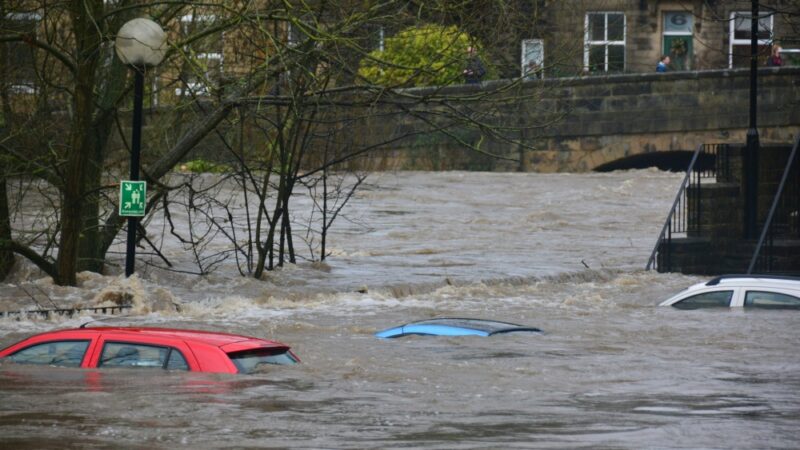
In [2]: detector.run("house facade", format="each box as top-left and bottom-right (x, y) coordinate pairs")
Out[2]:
(4, 1), (798, 100)
(522, 0), (799, 78)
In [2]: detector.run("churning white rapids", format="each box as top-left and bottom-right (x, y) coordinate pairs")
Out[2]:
(1, 170), (799, 449)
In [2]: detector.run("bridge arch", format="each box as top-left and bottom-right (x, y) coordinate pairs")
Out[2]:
(592, 150), (715, 172)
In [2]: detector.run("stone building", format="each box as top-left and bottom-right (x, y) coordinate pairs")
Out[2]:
(2, 1), (797, 174)
(516, 0), (799, 78)
(4, 1), (797, 97)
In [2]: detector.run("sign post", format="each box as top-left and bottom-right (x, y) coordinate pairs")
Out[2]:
(119, 181), (146, 217)
(116, 18), (165, 278)
(120, 179), (146, 277)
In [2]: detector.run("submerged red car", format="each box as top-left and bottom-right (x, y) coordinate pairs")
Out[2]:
(0, 327), (298, 374)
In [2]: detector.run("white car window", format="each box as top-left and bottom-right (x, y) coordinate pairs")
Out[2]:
(744, 291), (800, 309)
(674, 290), (733, 309)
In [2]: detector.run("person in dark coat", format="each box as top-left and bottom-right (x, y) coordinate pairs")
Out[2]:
(656, 55), (670, 72)
(463, 46), (486, 84)
(767, 45), (783, 67)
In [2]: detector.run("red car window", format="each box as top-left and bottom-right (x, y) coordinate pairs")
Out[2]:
(98, 342), (189, 371)
(227, 348), (299, 374)
(5, 340), (90, 368)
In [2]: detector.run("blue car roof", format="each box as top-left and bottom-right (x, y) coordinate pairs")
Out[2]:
(375, 318), (542, 338)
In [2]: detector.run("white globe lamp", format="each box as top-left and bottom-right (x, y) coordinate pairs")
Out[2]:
(115, 18), (167, 67)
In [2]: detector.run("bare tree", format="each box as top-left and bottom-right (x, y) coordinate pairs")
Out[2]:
(1, 0), (576, 284)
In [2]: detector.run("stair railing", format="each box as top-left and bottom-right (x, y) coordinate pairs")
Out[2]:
(646, 143), (725, 271)
(747, 133), (800, 274)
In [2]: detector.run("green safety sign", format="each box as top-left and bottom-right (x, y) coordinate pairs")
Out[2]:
(119, 180), (146, 217)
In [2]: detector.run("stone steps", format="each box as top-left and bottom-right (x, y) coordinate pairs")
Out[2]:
(657, 143), (799, 274)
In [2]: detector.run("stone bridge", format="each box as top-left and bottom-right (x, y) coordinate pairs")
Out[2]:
(356, 67), (799, 172)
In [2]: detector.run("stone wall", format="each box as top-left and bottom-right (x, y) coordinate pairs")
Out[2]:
(354, 66), (799, 172)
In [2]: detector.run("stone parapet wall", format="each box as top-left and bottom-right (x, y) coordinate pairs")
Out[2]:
(124, 67), (799, 174)
(354, 67), (799, 172)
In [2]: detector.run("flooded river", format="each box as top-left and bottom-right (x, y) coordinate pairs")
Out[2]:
(2, 171), (799, 448)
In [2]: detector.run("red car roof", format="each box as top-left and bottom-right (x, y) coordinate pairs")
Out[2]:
(37, 327), (277, 348)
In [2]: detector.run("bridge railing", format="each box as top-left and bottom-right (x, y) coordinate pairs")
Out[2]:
(0, 304), (132, 319)
(646, 143), (728, 271)
(747, 134), (800, 274)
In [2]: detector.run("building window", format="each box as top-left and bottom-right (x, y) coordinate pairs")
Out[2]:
(663, 11), (693, 70)
(3, 12), (41, 93)
(729, 11), (773, 68)
(521, 39), (544, 79)
(781, 48), (800, 66)
(584, 12), (625, 73)
(176, 14), (223, 96)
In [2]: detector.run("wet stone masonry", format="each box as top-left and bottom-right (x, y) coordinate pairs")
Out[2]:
(355, 67), (800, 172)
(129, 67), (798, 173)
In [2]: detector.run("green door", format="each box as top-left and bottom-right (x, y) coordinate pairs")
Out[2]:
(663, 35), (693, 71)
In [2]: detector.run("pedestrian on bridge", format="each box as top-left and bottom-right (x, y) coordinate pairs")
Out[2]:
(656, 55), (670, 72)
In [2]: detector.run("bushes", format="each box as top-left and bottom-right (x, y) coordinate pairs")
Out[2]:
(358, 24), (488, 87)
(180, 159), (231, 174)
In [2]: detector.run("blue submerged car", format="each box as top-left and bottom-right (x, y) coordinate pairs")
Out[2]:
(375, 318), (543, 338)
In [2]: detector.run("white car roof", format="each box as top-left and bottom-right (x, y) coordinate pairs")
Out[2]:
(660, 275), (800, 307)
(703, 275), (800, 289)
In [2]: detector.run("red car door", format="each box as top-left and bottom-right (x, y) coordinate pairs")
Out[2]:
(88, 332), (200, 371)
(0, 329), (100, 369)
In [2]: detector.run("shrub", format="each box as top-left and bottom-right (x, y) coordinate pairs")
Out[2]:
(358, 24), (488, 87)
(180, 159), (231, 174)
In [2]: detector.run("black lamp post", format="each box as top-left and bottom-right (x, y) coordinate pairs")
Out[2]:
(114, 18), (166, 277)
(744, 0), (760, 239)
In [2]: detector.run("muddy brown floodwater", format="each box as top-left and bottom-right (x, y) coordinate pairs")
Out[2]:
(1, 170), (799, 449)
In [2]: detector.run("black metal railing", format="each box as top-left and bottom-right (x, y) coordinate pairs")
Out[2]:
(747, 134), (800, 274)
(646, 143), (729, 271)
(0, 304), (132, 319)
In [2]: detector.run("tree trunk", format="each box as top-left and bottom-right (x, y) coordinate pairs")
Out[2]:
(321, 162), (328, 261)
(57, 93), (93, 285)
(76, 4), (132, 274)
(0, 3), (14, 279)
(0, 178), (14, 279)
(56, 0), (102, 285)
(76, 133), (105, 274)
(283, 180), (296, 264)
(77, 110), (118, 273)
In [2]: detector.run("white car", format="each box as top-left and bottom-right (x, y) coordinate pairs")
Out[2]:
(659, 275), (800, 309)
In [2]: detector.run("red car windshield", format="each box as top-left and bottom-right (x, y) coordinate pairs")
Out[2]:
(227, 348), (298, 374)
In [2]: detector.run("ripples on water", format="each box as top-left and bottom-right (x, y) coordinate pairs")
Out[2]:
(2, 171), (799, 448)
